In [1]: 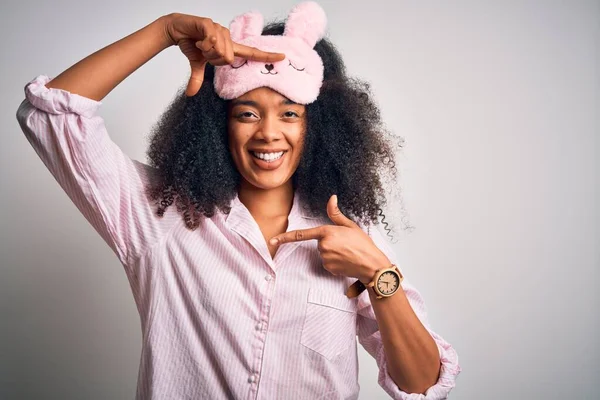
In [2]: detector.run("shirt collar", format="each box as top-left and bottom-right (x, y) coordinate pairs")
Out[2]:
(224, 190), (326, 267)
(225, 190), (321, 225)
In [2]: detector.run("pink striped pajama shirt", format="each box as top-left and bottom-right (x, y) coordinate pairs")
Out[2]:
(16, 74), (461, 400)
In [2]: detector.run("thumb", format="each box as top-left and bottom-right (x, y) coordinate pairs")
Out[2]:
(327, 194), (358, 228)
(186, 59), (207, 97)
(175, 38), (209, 97)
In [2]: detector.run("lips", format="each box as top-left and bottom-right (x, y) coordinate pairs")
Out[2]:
(250, 151), (282, 159)
(249, 149), (288, 153)
(249, 149), (287, 170)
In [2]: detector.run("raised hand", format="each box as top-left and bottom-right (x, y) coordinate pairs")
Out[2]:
(269, 195), (391, 284)
(163, 13), (286, 97)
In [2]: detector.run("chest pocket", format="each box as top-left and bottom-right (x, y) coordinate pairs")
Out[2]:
(300, 287), (359, 360)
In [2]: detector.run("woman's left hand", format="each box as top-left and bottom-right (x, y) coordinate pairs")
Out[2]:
(269, 195), (391, 284)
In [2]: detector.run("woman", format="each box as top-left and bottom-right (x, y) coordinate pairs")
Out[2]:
(16, 2), (461, 399)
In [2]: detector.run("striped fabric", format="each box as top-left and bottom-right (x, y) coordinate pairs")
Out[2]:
(16, 74), (461, 400)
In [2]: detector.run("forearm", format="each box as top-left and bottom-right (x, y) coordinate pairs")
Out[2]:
(366, 255), (441, 394)
(45, 14), (174, 101)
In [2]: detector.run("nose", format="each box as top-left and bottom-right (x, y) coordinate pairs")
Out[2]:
(256, 114), (282, 142)
(265, 64), (274, 71)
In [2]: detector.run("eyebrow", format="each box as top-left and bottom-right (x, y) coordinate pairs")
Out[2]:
(230, 98), (298, 107)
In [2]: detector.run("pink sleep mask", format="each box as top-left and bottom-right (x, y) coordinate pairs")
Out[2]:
(213, 1), (327, 104)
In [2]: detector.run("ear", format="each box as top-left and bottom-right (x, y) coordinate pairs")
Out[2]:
(284, 1), (327, 47)
(229, 11), (264, 42)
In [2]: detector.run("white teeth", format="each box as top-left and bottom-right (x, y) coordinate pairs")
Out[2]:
(251, 151), (285, 161)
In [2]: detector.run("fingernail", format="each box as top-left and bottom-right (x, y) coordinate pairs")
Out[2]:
(269, 238), (278, 245)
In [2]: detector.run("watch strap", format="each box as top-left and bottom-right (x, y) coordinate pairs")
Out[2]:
(345, 279), (367, 298)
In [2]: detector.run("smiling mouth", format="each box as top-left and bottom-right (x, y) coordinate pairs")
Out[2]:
(249, 150), (288, 160)
(260, 71), (278, 75)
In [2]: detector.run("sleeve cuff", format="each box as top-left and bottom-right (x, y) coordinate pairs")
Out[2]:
(377, 339), (462, 400)
(24, 74), (102, 118)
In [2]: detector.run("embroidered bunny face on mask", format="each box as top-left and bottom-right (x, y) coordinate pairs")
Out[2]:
(214, 1), (327, 104)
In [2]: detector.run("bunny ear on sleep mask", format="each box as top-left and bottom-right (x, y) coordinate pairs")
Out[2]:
(213, 1), (327, 104)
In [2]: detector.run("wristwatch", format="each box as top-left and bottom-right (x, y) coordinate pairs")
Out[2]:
(345, 264), (404, 299)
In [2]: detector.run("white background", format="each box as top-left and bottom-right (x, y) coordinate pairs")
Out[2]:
(1, 0), (598, 399)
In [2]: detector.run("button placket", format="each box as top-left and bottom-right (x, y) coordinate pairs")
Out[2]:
(256, 273), (274, 332)
(248, 270), (274, 395)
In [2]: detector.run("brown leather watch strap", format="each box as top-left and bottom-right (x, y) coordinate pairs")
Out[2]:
(345, 279), (367, 298)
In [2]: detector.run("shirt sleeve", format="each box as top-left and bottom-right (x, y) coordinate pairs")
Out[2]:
(15, 74), (171, 270)
(355, 224), (462, 399)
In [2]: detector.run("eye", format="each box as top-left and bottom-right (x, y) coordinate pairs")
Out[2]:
(235, 111), (258, 119)
(288, 60), (305, 71)
(283, 111), (300, 118)
(231, 59), (248, 69)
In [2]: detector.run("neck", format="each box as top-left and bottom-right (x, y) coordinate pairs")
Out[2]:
(238, 180), (295, 220)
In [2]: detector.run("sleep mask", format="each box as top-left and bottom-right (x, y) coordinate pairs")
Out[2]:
(214, 1), (327, 104)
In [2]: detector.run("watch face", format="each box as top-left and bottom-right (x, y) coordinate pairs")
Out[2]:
(377, 271), (400, 296)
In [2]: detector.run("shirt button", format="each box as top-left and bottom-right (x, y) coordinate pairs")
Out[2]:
(264, 275), (272, 281)
(255, 323), (261, 330)
(248, 375), (256, 383)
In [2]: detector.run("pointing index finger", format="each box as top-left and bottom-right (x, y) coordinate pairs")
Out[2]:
(233, 42), (286, 63)
(271, 227), (325, 245)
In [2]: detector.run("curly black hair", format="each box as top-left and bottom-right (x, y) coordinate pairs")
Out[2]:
(144, 21), (413, 242)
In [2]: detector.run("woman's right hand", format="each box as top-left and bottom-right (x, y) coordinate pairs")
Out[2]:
(163, 13), (285, 97)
